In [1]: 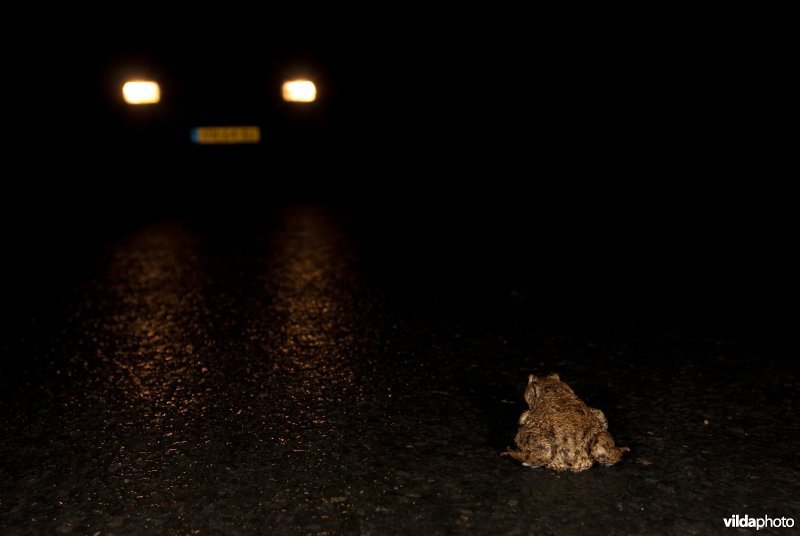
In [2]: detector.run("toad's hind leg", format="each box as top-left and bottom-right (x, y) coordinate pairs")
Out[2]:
(502, 439), (553, 468)
(590, 431), (630, 466)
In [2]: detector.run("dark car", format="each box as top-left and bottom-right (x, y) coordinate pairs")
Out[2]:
(101, 47), (332, 160)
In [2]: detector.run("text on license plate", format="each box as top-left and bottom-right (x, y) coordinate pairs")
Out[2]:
(191, 126), (261, 144)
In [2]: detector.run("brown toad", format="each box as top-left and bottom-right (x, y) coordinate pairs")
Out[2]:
(502, 373), (629, 472)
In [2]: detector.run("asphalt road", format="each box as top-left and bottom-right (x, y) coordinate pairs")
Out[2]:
(1, 204), (798, 535)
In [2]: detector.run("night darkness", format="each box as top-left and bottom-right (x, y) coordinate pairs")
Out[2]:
(2, 12), (797, 535)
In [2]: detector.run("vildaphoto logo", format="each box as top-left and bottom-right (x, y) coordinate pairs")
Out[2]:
(723, 515), (795, 530)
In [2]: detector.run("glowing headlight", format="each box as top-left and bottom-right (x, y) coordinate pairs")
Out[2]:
(122, 81), (161, 104)
(282, 80), (317, 103)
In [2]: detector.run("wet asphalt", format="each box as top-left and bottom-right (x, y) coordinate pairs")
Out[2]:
(1, 204), (798, 535)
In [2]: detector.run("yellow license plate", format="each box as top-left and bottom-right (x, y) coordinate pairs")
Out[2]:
(191, 126), (261, 144)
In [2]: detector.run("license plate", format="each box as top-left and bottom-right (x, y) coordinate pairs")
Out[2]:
(191, 126), (261, 144)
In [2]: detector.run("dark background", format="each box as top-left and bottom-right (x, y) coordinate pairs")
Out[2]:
(6, 14), (794, 330)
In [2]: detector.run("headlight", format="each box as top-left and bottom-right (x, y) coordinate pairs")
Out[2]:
(122, 81), (161, 104)
(282, 80), (317, 103)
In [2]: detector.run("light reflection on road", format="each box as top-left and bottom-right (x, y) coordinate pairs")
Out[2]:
(251, 206), (384, 457)
(103, 223), (209, 420)
(269, 207), (359, 389)
(70, 209), (391, 526)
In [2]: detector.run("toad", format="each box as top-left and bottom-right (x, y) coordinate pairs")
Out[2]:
(502, 373), (629, 472)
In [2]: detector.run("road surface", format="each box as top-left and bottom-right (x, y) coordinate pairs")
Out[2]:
(1, 204), (798, 534)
